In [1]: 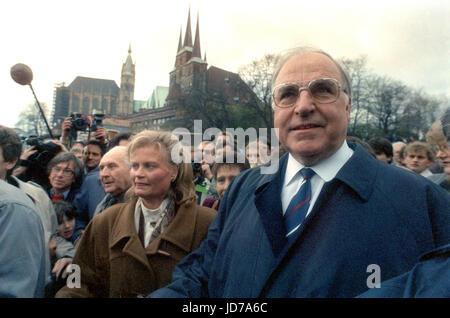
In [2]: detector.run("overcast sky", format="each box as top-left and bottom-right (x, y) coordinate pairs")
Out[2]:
(1, 0), (448, 129)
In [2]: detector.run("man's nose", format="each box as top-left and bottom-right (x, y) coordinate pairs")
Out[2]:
(436, 149), (446, 159)
(293, 89), (315, 115)
(100, 171), (109, 178)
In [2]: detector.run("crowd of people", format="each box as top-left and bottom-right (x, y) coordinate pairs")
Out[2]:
(0, 46), (449, 298)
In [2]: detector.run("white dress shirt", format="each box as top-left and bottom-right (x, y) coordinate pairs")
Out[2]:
(281, 142), (354, 235)
(134, 197), (169, 248)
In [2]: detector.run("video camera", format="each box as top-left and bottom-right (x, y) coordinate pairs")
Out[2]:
(91, 112), (105, 132)
(191, 161), (202, 174)
(69, 112), (105, 140)
(21, 136), (62, 188)
(25, 136), (62, 167)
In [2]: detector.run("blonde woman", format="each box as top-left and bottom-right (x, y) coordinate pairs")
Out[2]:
(56, 130), (217, 297)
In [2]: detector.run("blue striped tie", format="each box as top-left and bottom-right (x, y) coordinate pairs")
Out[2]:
(284, 168), (315, 236)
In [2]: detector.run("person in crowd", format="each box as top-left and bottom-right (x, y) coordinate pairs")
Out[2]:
(202, 151), (250, 211)
(193, 141), (218, 205)
(60, 116), (108, 151)
(71, 139), (108, 243)
(0, 125), (57, 289)
(403, 141), (435, 177)
(71, 140), (86, 150)
(70, 147), (84, 162)
(214, 132), (235, 152)
(93, 145), (132, 215)
(196, 141), (215, 181)
(70, 140), (85, 161)
(245, 138), (272, 168)
(12, 138), (66, 190)
(346, 136), (376, 157)
(55, 130), (217, 297)
(392, 141), (406, 167)
(215, 140), (239, 158)
(149, 46), (449, 298)
(49, 201), (77, 264)
(83, 139), (106, 175)
(52, 145), (134, 279)
(46, 200), (78, 297)
(426, 108), (450, 191)
(71, 135), (133, 245)
(0, 179), (47, 297)
(47, 152), (83, 203)
(359, 109), (450, 298)
(107, 131), (134, 150)
(368, 137), (393, 164)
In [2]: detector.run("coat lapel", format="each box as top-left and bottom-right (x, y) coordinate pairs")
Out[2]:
(109, 198), (151, 271)
(146, 199), (197, 255)
(254, 154), (288, 257)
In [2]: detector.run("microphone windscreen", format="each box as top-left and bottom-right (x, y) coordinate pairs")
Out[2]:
(11, 63), (33, 85)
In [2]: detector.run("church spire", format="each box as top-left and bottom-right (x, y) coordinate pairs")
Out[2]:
(124, 43), (134, 75)
(177, 26), (183, 52)
(192, 12), (201, 58)
(183, 6), (193, 47)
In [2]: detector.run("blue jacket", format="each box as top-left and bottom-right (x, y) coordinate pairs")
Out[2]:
(358, 243), (450, 297)
(149, 143), (450, 298)
(0, 180), (46, 298)
(72, 168), (106, 243)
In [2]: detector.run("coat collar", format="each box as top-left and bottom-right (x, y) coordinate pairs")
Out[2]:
(333, 142), (377, 202)
(109, 196), (198, 269)
(253, 142), (378, 257)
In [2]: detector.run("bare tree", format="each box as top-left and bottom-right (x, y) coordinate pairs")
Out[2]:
(339, 55), (372, 136)
(238, 53), (279, 128)
(365, 75), (409, 137)
(15, 101), (50, 137)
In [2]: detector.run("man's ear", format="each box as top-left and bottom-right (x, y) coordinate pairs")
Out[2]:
(6, 158), (18, 172)
(345, 95), (351, 123)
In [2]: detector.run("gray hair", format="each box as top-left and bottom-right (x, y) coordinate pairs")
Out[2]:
(47, 152), (83, 182)
(271, 46), (352, 99)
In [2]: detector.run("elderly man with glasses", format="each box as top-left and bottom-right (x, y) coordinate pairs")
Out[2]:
(47, 152), (83, 203)
(149, 47), (450, 298)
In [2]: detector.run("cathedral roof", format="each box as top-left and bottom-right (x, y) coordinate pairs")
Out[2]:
(148, 86), (169, 109)
(206, 66), (241, 93)
(68, 76), (119, 94)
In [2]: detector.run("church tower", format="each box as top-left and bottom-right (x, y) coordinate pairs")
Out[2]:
(168, 8), (207, 103)
(118, 44), (135, 115)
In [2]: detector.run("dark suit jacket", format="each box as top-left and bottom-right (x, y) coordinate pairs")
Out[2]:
(72, 168), (106, 243)
(150, 142), (450, 298)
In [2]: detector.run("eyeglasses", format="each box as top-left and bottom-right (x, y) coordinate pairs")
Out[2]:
(433, 142), (450, 153)
(272, 78), (347, 108)
(52, 166), (74, 176)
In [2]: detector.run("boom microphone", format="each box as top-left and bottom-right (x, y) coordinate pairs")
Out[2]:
(10, 63), (54, 139)
(10, 63), (33, 85)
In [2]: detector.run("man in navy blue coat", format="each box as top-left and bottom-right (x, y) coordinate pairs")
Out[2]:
(149, 47), (450, 298)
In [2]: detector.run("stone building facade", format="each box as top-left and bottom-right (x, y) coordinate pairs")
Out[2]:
(51, 8), (258, 136)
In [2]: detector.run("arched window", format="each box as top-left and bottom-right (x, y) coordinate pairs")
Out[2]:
(82, 97), (90, 114)
(110, 100), (116, 115)
(92, 97), (99, 112)
(72, 95), (80, 113)
(102, 98), (108, 114)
